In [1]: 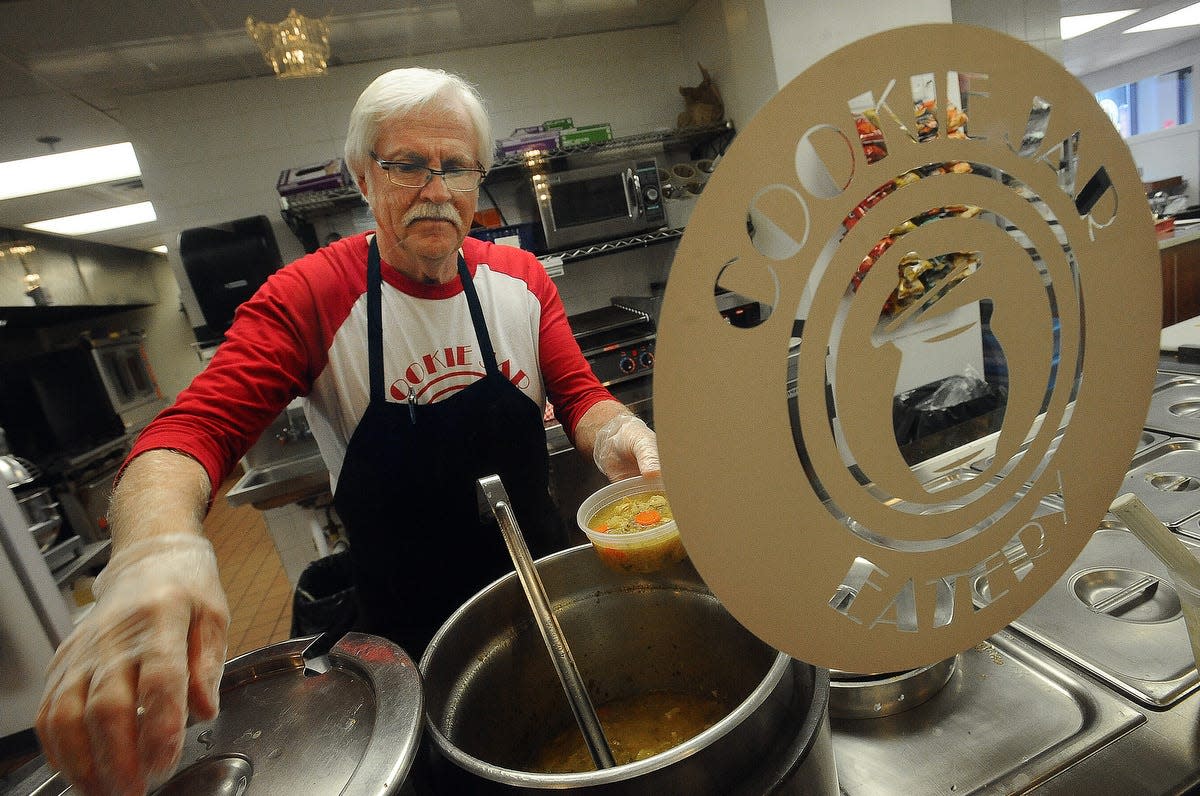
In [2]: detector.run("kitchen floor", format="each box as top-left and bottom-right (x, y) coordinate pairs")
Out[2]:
(207, 470), (294, 658)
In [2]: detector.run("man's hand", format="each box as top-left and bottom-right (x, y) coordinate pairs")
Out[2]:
(37, 532), (229, 796)
(592, 413), (660, 482)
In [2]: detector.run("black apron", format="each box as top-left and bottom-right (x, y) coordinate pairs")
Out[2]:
(333, 238), (563, 656)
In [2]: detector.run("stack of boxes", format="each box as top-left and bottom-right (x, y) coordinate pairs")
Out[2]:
(494, 117), (614, 157)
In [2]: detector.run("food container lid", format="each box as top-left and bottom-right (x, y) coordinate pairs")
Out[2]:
(155, 633), (422, 795)
(653, 23), (1161, 675)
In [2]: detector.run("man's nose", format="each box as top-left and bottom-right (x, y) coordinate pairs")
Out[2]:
(419, 172), (453, 201)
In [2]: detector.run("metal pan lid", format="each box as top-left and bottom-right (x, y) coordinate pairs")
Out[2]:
(155, 633), (421, 795)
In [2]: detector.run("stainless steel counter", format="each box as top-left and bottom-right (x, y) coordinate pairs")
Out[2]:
(224, 402), (328, 510)
(224, 451), (329, 509)
(832, 522), (1200, 795)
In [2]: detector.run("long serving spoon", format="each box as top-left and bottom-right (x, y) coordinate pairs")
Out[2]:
(476, 474), (616, 769)
(1109, 492), (1200, 668)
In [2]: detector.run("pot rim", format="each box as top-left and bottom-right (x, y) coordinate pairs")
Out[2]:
(419, 545), (795, 787)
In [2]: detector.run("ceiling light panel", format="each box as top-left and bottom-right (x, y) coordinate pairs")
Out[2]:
(25, 201), (157, 236)
(1060, 9), (1140, 39)
(0, 142), (141, 201)
(1125, 1), (1200, 32)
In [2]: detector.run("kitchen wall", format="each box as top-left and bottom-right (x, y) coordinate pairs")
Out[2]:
(764, 0), (953, 88)
(1079, 38), (1200, 207)
(116, 0), (966, 401)
(677, 0), (954, 131)
(128, 0), (1168, 406)
(119, 25), (697, 353)
(951, 0), (1064, 62)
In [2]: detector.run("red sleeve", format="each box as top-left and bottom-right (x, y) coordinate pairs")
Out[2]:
(125, 235), (369, 492)
(537, 277), (615, 441)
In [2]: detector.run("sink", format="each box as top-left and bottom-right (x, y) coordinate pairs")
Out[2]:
(225, 454), (329, 509)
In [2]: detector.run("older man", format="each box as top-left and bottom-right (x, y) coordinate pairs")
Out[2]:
(37, 67), (659, 795)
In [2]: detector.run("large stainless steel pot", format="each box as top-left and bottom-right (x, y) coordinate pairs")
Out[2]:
(419, 545), (838, 794)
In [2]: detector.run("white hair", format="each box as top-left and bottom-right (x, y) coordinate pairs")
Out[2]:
(344, 67), (493, 178)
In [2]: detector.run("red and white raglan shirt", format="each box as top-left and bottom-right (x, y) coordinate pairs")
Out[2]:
(128, 232), (614, 494)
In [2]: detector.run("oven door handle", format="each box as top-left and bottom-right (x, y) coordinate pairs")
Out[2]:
(623, 168), (642, 219)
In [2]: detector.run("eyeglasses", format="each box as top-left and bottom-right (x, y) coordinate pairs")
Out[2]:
(369, 152), (486, 192)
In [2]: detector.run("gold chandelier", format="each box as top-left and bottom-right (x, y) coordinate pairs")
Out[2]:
(246, 8), (331, 79)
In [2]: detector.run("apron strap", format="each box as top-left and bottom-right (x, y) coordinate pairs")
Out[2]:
(367, 238), (384, 403)
(365, 240), (501, 403)
(457, 255), (500, 377)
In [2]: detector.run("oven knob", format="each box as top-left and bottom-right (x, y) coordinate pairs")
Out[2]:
(618, 354), (637, 374)
(645, 186), (660, 203)
(639, 350), (654, 368)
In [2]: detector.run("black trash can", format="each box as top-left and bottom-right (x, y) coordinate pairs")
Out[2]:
(291, 549), (358, 639)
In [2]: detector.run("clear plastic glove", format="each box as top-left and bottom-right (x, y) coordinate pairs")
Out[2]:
(593, 414), (661, 482)
(37, 533), (229, 796)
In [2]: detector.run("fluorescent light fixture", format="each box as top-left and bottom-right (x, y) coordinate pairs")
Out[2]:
(1061, 9), (1140, 39)
(1125, 1), (1200, 32)
(26, 202), (156, 236)
(152, 245), (168, 254)
(0, 142), (141, 201)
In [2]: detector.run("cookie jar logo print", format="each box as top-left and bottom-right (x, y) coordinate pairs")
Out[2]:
(654, 24), (1160, 672)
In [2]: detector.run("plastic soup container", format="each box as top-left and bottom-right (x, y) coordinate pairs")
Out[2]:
(577, 475), (686, 574)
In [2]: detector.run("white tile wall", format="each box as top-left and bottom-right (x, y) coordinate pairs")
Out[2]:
(951, 0), (1064, 62)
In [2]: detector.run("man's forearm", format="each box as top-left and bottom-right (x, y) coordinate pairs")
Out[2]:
(108, 449), (213, 553)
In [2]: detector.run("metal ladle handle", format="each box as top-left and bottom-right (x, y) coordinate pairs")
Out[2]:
(476, 475), (616, 769)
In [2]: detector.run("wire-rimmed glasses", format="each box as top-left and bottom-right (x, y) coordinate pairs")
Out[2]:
(369, 152), (486, 192)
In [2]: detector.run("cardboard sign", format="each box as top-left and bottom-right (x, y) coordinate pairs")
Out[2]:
(655, 24), (1160, 672)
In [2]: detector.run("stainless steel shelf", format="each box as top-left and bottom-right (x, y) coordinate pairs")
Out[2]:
(538, 228), (683, 268)
(280, 122), (733, 235)
(280, 185), (364, 221)
(51, 538), (110, 588)
(490, 122), (735, 172)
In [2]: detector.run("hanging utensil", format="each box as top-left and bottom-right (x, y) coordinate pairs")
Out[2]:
(475, 474), (616, 769)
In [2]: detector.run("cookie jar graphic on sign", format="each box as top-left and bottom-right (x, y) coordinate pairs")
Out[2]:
(655, 24), (1160, 674)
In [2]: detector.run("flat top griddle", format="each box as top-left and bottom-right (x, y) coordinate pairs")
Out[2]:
(568, 305), (648, 339)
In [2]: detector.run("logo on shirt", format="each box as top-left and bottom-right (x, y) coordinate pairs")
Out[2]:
(389, 344), (529, 402)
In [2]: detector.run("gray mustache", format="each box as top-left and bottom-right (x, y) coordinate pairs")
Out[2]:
(402, 203), (461, 227)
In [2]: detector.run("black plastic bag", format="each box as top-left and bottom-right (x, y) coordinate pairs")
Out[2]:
(290, 549), (358, 639)
(893, 373), (1006, 464)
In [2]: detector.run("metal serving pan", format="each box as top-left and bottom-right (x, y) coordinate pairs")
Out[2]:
(1119, 439), (1200, 527)
(830, 629), (1143, 795)
(970, 429), (1166, 479)
(1144, 376), (1200, 439)
(981, 526), (1200, 707)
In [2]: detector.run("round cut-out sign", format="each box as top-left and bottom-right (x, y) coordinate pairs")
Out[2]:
(655, 24), (1160, 673)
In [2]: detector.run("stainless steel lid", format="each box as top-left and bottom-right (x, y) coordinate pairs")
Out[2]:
(156, 633), (422, 795)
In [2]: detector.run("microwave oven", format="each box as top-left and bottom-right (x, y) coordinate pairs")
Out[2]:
(534, 158), (666, 251)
